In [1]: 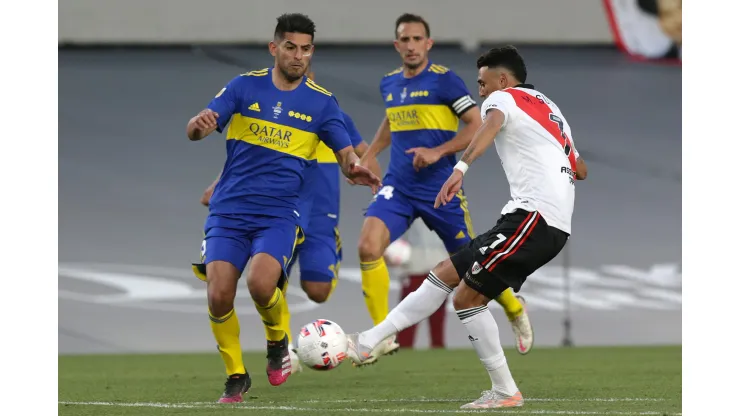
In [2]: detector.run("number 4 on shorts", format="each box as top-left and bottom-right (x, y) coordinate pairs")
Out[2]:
(377, 185), (394, 200)
(478, 233), (506, 255)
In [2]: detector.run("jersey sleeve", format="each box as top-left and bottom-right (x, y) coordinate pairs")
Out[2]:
(341, 111), (363, 147)
(318, 97), (353, 152)
(439, 71), (477, 118)
(481, 91), (516, 128)
(206, 75), (246, 133)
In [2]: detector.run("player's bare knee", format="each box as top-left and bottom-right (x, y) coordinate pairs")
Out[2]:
(205, 261), (239, 316)
(452, 281), (488, 310)
(246, 275), (276, 306)
(207, 284), (236, 317)
(358, 217), (390, 262)
(247, 254), (283, 306)
(301, 281), (332, 303)
(358, 236), (384, 262)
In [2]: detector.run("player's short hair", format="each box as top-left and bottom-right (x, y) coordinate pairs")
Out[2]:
(395, 13), (430, 38)
(476, 46), (527, 83)
(274, 13), (316, 41)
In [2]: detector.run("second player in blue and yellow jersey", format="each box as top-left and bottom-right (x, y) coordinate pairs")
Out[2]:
(354, 14), (531, 362)
(290, 108), (366, 301)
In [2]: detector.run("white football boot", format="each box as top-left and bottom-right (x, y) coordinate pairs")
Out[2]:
(510, 295), (534, 355)
(460, 390), (524, 409)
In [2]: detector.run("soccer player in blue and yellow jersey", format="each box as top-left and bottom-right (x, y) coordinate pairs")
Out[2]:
(186, 13), (380, 403)
(287, 68), (371, 305)
(355, 14), (533, 363)
(199, 69), (374, 373)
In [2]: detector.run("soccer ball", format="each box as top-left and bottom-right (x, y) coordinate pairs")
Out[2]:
(384, 238), (412, 266)
(295, 319), (348, 371)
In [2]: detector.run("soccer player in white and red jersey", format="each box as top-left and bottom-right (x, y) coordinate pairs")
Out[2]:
(347, 45), (587, 409)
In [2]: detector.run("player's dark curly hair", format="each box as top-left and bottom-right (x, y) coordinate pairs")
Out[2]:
(274, 13), (316, 41)
(395, 13), (430, 38)
(476, 46), (527, 83)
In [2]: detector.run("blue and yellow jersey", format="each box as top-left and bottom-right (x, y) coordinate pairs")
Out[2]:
(204, 67), (352, 226)
(297, 111), (363, 233)
(381, 62), (477, 200)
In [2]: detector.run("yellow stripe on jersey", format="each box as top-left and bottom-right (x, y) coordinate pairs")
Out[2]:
(227, 115), (320, 160)
(241, 68), (269, 77)
(385, 67), (403, 77)
(428, 64), (449, 74)
(314, 141), (339, 163)
(386, 104), (459, 133)
(306, 79), (332, 96)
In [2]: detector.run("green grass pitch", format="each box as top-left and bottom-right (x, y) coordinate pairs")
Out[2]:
(59, 346), (681, 415)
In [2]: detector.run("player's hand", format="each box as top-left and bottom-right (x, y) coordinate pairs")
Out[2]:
(434, 169), (464, 208)
(194, 109), (220, 131)
(346, 163), (382, 194)
(345, 157), (381, 186)
(406, 147), (442, 171)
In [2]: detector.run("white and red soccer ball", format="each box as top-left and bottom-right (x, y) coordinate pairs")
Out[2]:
(384, 238), (412, 266)
(295, 319), (348, 371)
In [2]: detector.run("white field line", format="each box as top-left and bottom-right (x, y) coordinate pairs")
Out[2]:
(235, 398), (668, 404)
(59, 401), (680, 415)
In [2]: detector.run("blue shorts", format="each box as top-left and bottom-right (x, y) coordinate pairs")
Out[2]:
(202, 215), (303, 278)
(287, 223), (341, 283)
(365, 183), (475, 253)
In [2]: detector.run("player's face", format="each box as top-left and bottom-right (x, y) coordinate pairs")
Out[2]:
(394, 22), (433, 69)
(270, 33), (314, 82)
(477, 66), (507, 97)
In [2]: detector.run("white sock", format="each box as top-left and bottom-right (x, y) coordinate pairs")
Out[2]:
(457, 306), (519, 396)
(360, 271), (452, 348)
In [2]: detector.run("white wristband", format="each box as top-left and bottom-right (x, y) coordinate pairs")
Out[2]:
(454, 161), (469, 175)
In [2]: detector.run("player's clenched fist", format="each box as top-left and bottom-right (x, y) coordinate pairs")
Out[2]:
(194, 109), (219, 130)
(187, 109), (220, 141)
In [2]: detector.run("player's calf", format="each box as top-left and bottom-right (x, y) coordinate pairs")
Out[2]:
(205, 260), (250, 401)
(247, 253), (292, 386)
(358, 217), (393, 326)
(454, 281), (521, 408)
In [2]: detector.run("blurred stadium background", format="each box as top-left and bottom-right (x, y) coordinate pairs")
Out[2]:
(58, 0), (681, 356)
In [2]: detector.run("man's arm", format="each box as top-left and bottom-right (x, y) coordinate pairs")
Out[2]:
(432, 107), (482, 157)
(434, 109), (503, 208)
(361, 116), (391, 162)
(200, 171), (222, 206)
(354, 141), (369, 158)
(335, 146), (362, 177)
(188, 77), (242, 141)
(575, 157), (588, 180)
(187, 110), (219, 141)
(334, 146), (382, 193)
(457, 108), (505, 168)
(353, 142), (382, 179)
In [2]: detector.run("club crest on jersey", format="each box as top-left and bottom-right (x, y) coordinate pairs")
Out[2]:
(272, 101), (283, 119)
(400, 87), (408, 103)
(471, 262), (482, 275)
